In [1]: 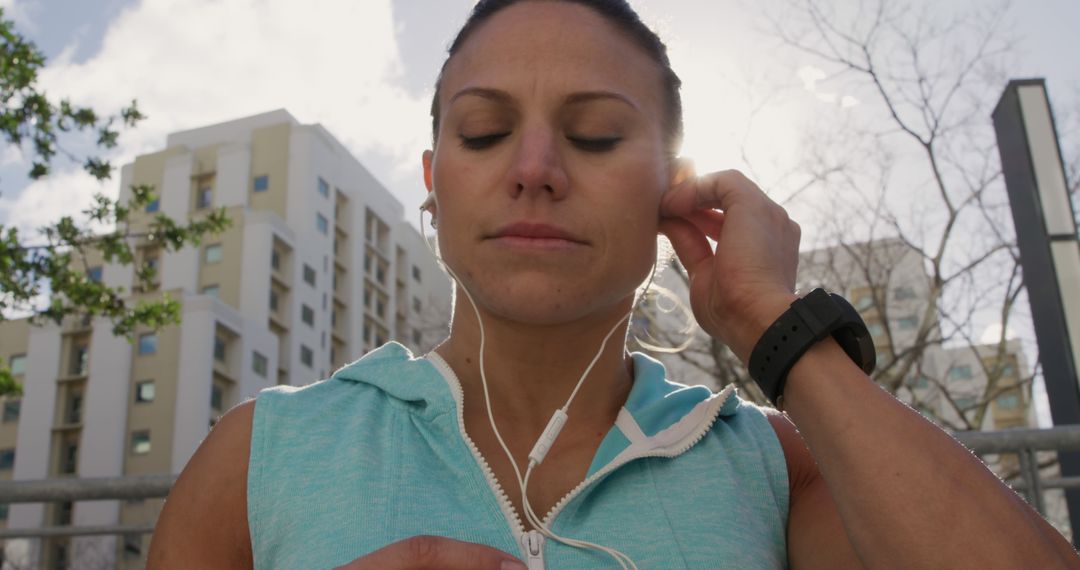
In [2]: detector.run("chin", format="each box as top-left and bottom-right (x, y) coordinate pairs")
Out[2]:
(465, 276), (636, 327)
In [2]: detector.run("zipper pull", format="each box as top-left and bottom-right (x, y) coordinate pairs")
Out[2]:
(520, 529), (546, 570)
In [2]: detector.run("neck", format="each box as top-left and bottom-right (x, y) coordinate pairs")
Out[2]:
(434, 291), (636, 433)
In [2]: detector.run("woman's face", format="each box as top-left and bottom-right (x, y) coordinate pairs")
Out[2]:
(425, 1), (674, 325)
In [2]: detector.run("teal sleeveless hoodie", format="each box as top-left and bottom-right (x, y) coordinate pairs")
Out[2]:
(247, 343), (789, 569)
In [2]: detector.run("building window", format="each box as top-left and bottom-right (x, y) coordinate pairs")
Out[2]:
(57, 501), (73, 526)
(61, 441), (78, 474)
(8, 354), (26, 376)
(908, 375), (930, 389)
(1002, 363), (1017, 377)
(954, 396), (976, 410)
(896, 316), (918, 330)
(364, 288), (371, 308)
(894, 286), (917, 300)
(948, 365), (973, 381)
(87, 266), (103, 283)
(123, 533), (143, 559)
(2, 399), (19, 422)
(197, 186), (212, 209)
(301, 305), (315, 327)
(138, 333), (157, 355)
(363, 322), (371, 343)
(996, 393), (1021, 410)
(316, 213), (329, 235)
(375, 298), (385, 319)
(69, 344), (89, 376)
(412, 329), (422, 346)
(210, 384), (223, 412)
(252, 351), (268, 378)
(145, 198), (160, 213)
(214, 337), (226, 362)
(364, 252), (372, 273)
(253, 175), (269, 192)
(375, 263), (386, 285)
(0, 503), (8, 520)
(65, 390), (82, 424)
(205, 244), (223, 264)
(131, 431), (151, 455)
(271, 249), (281, 271)
(303, 264), (316, 287)
(322, 293), (327, 311)
(412, 297), (422, 314)
(269, 289), (279, 313)
(318, 177), (330, 198)
(0, 449), (14, 470)
(135, 380), (155, 403)
(412, 265), (421, 282)
(202, 284), (220, 298)
(866, 321), (885, 338)
(300, 345), (314, 368)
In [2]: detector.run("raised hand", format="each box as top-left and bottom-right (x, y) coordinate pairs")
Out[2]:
(658, 169), (801, 363)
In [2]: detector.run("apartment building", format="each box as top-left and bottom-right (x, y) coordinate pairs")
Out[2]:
(641, 237), (1036, 430)
(0, 110), (450, 569)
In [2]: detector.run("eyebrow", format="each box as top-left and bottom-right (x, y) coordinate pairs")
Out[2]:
(448, 87), (639, 111)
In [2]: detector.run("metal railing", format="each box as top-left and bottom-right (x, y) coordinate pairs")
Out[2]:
(0, 474), (174, 539)
(0, 426), (1076, 540)
(954, 425), (1080, 517)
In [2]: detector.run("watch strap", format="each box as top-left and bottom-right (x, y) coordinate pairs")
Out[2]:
(748, 288), (874, 405)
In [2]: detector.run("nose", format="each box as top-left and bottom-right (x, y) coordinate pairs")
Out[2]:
(507, 124), (569, 201)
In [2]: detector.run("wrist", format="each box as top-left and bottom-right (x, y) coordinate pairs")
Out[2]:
(730, 292), (799, 364)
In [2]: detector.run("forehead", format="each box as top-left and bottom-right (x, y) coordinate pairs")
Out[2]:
(441, 2), (664, 111)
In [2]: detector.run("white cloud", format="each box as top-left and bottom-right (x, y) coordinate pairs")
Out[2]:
(0, 168), (111, 238)
(32, 0), (430, 217)
(0, 0), (37, 34)
(797, 65), (826, 92)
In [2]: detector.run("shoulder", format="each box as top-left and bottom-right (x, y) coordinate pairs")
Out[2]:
(148, 400), (255, 569)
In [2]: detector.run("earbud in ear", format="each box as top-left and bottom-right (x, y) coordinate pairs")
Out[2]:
(420, 193), (436, 212)
(420, 193), (438, 228)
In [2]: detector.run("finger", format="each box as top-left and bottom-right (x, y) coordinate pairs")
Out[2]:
(660, 169), (758, 219)
(659, 217), (712, 275)
(684, 210), (725, 241)
(343, 535), (525, 569)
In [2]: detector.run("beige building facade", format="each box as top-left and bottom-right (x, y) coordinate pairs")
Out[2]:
(0, 110), (450, 569)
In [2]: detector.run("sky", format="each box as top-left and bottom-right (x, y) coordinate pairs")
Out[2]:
(1, 0), (1078, 422)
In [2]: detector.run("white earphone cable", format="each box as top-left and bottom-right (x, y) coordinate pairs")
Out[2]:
(420, 203), (655, 570)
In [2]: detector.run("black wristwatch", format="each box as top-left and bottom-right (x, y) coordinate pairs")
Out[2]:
(748, 288), (876, 407)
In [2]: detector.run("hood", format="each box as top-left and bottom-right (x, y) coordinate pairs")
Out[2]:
(332, 342), (740, 477)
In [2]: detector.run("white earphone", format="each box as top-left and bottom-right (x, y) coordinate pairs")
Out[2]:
(419, 191), (651, 570)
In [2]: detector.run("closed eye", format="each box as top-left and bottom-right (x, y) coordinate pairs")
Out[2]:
(568, 136), (621, 152)
(459, 132), (510, 150)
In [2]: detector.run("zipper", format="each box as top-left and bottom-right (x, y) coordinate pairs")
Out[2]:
(540, 385), (735, 525)
(427, 355), (528, 542)
(426, 353), (733, 566)
(521, 530), (546, 570)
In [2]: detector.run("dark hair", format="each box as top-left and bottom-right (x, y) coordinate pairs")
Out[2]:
(430, 0), (684, 157)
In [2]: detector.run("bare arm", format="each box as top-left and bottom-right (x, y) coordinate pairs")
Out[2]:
(659, 169), (1078, 568)
(147, 400), (255, 569)
(777, 336), (1078, 568)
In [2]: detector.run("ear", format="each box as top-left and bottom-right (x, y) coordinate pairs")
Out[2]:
(422, 150), (434, 193)
(668, 156), (695, 191)
(421, 150), (438, 217)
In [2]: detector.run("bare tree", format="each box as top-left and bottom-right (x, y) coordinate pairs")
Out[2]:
(639, 0), (1062, 440)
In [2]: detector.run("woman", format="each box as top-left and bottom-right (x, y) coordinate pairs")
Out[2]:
(148, 1), (1077, 568)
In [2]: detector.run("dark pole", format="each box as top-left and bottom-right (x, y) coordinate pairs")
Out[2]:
(992, 78), (1080, 545)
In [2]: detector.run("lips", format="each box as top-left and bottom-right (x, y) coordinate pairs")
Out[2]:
(489, 222), (588, 244)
